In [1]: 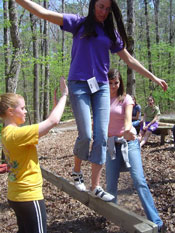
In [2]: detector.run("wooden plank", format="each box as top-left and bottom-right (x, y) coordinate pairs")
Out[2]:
(41, 167), (158, 233)
(159, 117), (175, 124)
(157, 125), (173, 129)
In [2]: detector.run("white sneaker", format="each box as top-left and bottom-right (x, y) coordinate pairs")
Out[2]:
(91, 186), (114, 202)
(71, 170), (86, 191)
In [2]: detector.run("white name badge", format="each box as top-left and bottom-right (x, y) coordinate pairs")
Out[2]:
(87, 77), (100, 93)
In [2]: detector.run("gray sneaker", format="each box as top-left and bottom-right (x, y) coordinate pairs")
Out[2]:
(71, 170), (86, 191)
(91, 186), (114, 202)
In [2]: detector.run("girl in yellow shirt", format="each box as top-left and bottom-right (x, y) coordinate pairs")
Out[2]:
(0, 77), (68, 233)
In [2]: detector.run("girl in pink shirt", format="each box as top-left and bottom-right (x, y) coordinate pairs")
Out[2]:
(106, 69), (164, 232)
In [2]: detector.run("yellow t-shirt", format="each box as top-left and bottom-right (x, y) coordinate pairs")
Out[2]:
(1, 124), (43, 202)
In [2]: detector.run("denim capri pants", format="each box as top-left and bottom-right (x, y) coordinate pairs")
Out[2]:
(68, 80), (110, 165)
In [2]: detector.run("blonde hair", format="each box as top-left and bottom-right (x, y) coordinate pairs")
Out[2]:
(0, 93), (23, 118)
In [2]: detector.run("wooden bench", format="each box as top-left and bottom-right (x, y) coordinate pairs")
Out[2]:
(153, 124), (173, 145)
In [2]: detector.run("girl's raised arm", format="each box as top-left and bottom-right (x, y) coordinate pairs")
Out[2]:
(16, 0), (63, 25)
(38, 77), (68, 138)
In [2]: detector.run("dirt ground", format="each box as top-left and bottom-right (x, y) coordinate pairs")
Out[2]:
(0, 120), (175, 233)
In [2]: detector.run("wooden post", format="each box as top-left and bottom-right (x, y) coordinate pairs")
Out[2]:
(41, 167), (159, 233)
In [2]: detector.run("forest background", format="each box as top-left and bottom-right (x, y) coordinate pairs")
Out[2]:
(0, 0), (175, 125)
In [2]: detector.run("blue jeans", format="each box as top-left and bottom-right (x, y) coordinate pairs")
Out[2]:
(106, 139), (163, 227)
(132, 120), (140, 127)
(68, 80), (110, 165)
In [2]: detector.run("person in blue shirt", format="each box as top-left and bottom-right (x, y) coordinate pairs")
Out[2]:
(132, 96), (141, 128)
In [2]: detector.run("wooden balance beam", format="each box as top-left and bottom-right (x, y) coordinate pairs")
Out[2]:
(41, 167), (160, 233)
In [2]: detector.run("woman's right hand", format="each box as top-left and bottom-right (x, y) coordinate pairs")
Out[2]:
(123, 130), (137, 141)
(15, 0), (63, 25)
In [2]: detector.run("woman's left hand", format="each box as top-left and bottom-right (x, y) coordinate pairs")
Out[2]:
(154, 77), (168, 91)
(117, 49), (168, 92)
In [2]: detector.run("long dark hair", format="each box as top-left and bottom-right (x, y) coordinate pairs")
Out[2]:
(108, 68), (126, 101)
(131, 95), (137, 105)
(76, 0), (128, 47)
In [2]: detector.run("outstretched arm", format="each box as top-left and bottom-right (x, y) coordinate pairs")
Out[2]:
(38, 77), (68, 138)
(117, 48), (168, 92)
(15, 0), (63, 25)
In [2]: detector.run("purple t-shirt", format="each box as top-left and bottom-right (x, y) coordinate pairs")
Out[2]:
(61, 14), (124, 83)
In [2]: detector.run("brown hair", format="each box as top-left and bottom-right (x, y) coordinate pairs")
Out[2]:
(147, 95), (155, 105)
(108, 68), (126, 102)
(131, 95), (137, 105)
(0, 93), (23, 118)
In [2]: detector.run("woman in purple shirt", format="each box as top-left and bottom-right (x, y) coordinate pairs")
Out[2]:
(16, 0), (167, 201)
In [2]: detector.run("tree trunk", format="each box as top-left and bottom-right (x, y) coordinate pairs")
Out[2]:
(167, 0), (173, 110)
(144, 0), (154, 92)
(168, 0), (173, 67)
(152, 0), (160, 80)
(30, 12), (40, 123)
(61, 0), (65, 73)
(3, 0), (10, 92)
(43, 0), (50, 120)
(126, 0), (135, 96)
(39, 17), (45, 121)
(7, 0), (22, 93)
(153, 0), (160, 44)
(22, 70), (32, 125)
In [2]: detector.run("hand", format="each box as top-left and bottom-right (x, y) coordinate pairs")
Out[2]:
(53, 88), (58, 107)
(0, 164), (9, 174)
(123, 130), (137, 141)
(154, 77), (168, 91)
(60, 76), (68, 96)
(143, 126), (148, 131)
